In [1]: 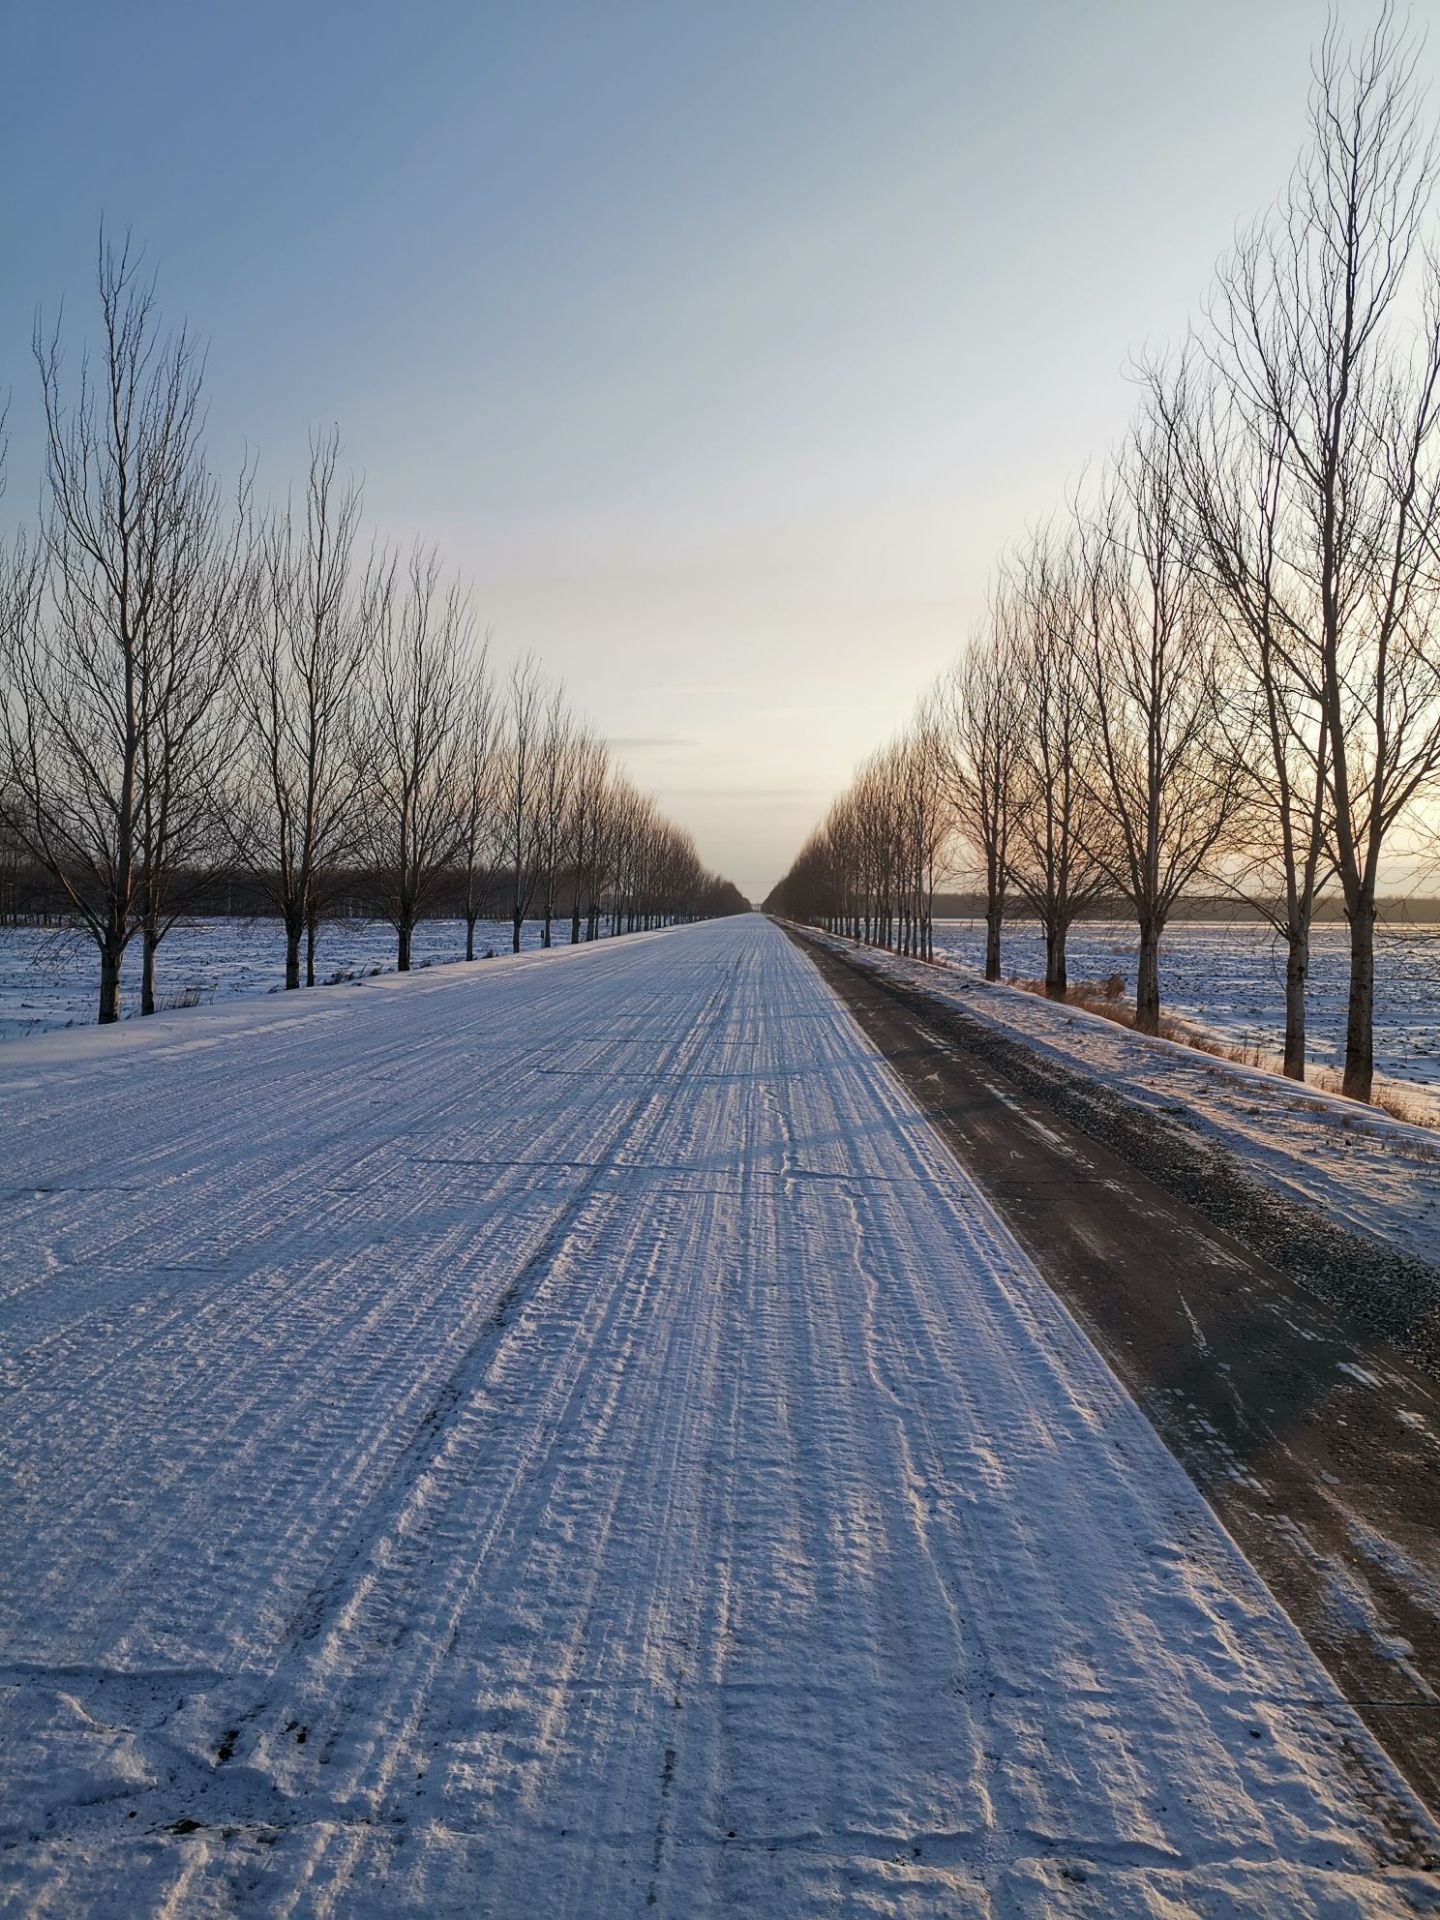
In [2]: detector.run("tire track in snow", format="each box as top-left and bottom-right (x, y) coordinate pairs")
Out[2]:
(197, 967), (744, 1866)
(0, 945), (697, 1674)
(2, 922), (1439, 1916)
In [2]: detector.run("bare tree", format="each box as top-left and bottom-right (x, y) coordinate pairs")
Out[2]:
(937, 613), (1022, 981)
(566, 728), (610, 943)
(133, 467), (252, 1013)
(854, 756), (892, 948)
(606, 779), (660, 934)
(232, 430), (366, 989)
(361, 545), (472, 970)
(0, 529), (48, 908)
(851, 758), (896, 947)
(1079, 422), (1241, 1035)
(456, 645), (499, 960)
(1003, 529), (1111, 998)
(498, 654), (546, 953)
(903, 718), (949, 961)
(534, 686), (576, 949)
(0, 235), (209, 1022)
(1198, 8), (1440, 1097)
(1156, 357), (1334, 1076)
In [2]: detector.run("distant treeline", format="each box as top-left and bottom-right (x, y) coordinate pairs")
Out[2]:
(0, 851), (747, 934)
(928, 894), (1440, 926)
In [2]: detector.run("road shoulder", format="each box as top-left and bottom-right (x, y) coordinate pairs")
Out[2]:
(792, 924), (1440, 1835)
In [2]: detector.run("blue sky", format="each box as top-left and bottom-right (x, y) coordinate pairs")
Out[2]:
(0, 0), (1394, 895)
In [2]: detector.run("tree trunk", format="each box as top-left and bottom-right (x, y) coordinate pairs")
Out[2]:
(305, 909), (318, 988)
(1342, 898), (1376, 1102)
(512, 908), (523, 954)
(284, 905), (303, 991)
(465, 915), (477, 962)
(1044, 921), (1067, 1000)
(983, 901), (1003, 982)
(98, 930), (124, 1025)
(397, 913), (413, 972)
(1282, 927), (1309, 1081)
(141, 922), (159, 1015)
(1135, 922), (1161, 1036)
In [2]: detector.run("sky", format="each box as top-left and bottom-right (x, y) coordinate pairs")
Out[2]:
(0, 0), (1422, 900)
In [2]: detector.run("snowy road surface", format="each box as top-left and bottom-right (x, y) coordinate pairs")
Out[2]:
(1, 916), (1435, 1917)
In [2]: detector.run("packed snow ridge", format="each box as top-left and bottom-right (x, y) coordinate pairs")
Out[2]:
(0, 917), (1435, 1916)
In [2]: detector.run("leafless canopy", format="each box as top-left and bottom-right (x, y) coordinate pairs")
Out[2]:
(1, 238), (746, 1019)
(770, 11), (1440, 1099)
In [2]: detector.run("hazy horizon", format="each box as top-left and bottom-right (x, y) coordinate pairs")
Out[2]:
(1, 0), (1413, 897)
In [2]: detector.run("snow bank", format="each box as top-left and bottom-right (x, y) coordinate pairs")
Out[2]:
(806, 930), (1440, 1276)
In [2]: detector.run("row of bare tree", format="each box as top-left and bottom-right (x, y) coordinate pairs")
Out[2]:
(0, 238), (744, 1025)
(768, 11), (1440, 1104)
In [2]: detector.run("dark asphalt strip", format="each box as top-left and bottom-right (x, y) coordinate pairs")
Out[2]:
(792, 927), (1440, 1847)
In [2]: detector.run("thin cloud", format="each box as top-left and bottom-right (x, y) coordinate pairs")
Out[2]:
(665, 787), (820, 803)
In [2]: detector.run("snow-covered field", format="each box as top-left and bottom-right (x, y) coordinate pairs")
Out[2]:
(1, 917), (1434, 1915)
(932, 918), (1440, 1092)
(0, 916), (550, 1042)
(12, 914), (1436, 1091)
(808, 929), (1440, 1275)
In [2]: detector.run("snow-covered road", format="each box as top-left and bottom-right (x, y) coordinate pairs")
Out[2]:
(1, 916), (1434, 1917)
